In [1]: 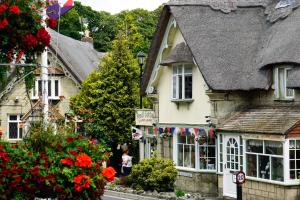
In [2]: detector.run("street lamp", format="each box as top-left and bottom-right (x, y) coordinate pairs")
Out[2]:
(137, 51), (145, 109)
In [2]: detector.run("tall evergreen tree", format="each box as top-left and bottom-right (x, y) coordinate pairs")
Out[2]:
(70, 32), (139, 147)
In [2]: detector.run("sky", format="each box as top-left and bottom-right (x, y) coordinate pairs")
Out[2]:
(76, 0), (169, 14)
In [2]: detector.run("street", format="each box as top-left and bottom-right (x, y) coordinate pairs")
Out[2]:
(102, 191), (159, 200)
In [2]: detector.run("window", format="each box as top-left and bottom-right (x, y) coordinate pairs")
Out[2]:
(177, 134), (195, 168)
(218, 134), (223, 172)
(32, 78), (60, 100)
(172, 64), (192, 100)
(289, 139), (300, 180)
(8, 115), (23, 140)
(175, 130), (216, 170)
(246, 140), (284, 182)
(274, 67), (294, 100)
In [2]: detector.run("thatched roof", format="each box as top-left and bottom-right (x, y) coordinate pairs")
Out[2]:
(142, 0), (300, 94)
(49, 29), (104, 83)
(160, 42), (194, 66)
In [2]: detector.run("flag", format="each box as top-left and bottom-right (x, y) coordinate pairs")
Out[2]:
(131, 126), (142, 140)
(47, 0), (74, 19)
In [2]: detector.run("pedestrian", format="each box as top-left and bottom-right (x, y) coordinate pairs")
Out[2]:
(122, 148), (132, 176)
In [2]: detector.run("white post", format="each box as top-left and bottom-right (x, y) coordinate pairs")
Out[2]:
(41, 7), (48, 124)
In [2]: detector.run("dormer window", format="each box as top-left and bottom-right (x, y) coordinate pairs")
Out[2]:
(274, 67), (294, 100)
(172, 64), (193, 100)
(32, 78), (60, 100)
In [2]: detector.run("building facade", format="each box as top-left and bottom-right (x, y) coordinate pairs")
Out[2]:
(0, 29), (103, 141)
(142, 0), (300, 199)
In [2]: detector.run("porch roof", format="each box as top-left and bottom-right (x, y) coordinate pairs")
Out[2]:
(217, 107), (300, 135)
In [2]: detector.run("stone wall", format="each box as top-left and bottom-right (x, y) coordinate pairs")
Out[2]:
(218, 175), (300, 200)
(176, 171), (218, 195)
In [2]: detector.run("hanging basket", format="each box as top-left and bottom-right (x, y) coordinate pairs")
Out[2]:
(0, 0), (52, 62)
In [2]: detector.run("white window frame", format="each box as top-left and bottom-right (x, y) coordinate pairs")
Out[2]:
(32, 78), (60, 100)
(244, 139), (284, 183)
(287, 139), (300, 184)
(173, 130), (217, 172)
(274, 67), (294, 100)
(172, 64), (193, 100)
(7, 115), (23, 141)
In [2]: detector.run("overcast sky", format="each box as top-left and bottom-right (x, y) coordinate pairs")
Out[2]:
(76, 0), (169, 14)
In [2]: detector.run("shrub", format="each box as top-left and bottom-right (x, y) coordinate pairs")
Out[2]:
(127, 155), (177, 192)
(0, 128), (115, 200)
(175, 189), (185, 197)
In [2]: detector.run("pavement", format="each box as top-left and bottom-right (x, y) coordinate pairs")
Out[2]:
(103, 190), (160, 200)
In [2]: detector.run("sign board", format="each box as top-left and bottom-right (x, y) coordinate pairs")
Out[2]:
(178, 171), (193, 178)
(135, 109), (155, 126)
(233, 171), (246, 184)
(132, 127), (143, 140)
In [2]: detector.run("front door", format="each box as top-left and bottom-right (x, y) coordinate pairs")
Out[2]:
(223, 135), (240, 198)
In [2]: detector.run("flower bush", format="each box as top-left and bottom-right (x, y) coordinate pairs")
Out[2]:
(126, 154), (177, 192)
(0, 127), (115, 200)
(0, 0), (56, 62)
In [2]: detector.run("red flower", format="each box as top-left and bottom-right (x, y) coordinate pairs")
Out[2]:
(69, 150), (78, 157)
(0, 4), (7, 14)
(74, 174), (91, 192)
(102, 167), (116, 182)
(36, 28), (51, 46)
(66, 137), (74, 142)
(0, 18), (8, 29)
(75, 154), (92, 168)
(55, 186), (63, 192)
(47, 18), (57, 29)
(0, 151), (9, 161)
(23, 34), (37, 47)
(60, 157), (73, 167)
(31, 166), (40, 175)
(14, 175), (22, 183)
(77, 146), (83, 152)
(9, 5), (20, 14)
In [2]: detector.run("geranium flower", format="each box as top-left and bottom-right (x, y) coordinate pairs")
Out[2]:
(30, 166), (40, 175)
(102, 167), (116, 182)
(74, 174), (91, 192)
(36, 28), (51, 46)
(75, 154), (92, 168)
(0, 4), (7, 14)
(68, 150), (78, 157)
(23, 34), (37, 48)
(9, 5), (20, 14)
(66, 137), (74, 142)
(47, 18), (57, 29)
(0, 151), (9, 161)
(60, 157), (73, 167)
(0, 18), (8, 29)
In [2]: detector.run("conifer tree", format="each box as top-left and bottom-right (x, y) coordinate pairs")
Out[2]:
(70, 33), (139, 146)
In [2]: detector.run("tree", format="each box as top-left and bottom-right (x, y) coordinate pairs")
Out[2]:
(70, 32), (139, 147)
(59, 8), (82, 40)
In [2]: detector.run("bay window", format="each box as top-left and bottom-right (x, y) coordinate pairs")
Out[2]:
(172, 64), (192, 100)
(289, 139), (300, 180)
(246, 140), (284, 182)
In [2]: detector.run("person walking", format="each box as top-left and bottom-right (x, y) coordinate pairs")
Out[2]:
(122, 148), (132, 176)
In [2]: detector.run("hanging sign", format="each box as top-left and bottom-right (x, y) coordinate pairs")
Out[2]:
(131, 127), (143, 140)
(135, 109), (155, 126)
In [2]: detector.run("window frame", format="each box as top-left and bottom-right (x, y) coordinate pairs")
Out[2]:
(32, 78), (60, 100)
(274, 67), (294, 100)
(171, 63), (193, 101)
(7, 114), (23, 141)
(173, 129), (217, 172)
(245, 139), (284, 183)
(287, 139), (300, 184)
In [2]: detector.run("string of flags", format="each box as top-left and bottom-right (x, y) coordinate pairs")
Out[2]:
(153, 127), (215, 139)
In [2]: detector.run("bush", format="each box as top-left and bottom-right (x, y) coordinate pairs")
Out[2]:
(0, 127), (115, 200)
(175, 189), (185, 197)
(127, 155), (177, 192)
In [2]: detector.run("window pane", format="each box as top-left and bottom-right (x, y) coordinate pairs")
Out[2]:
(296, 150), (300, 159)
(55, 80), (59, 96)
(173, 76), (177, 98)
(290, 170), (296, 179)
(200, 158), (207, 169)
(286, 69), (294, 97)
(278, 68), (285, 98)
(208, 158), (215, 170)
(184, 66), (192, 74)
(38, 80), (42, 96)
(290, 150), (295, 159)
(290, 160), (295, 169)
(19, 128), (23, 138)
(296, 141), (300, 149)
(265, 141), (283, 155)
(246, 154), (257, 177)
(258, 155), (270, 180)
(187, 135), (194, 144)
(178, 135), (186, 144)
(246, 140), (263, 153)
(9, 115), (17, 120)
(48, 80), (52, 97)
(178, 144), (183, 167)
(290, 140), (295, 149)
(296, 160), (300, 170)
(173, 66), (177, 75)
(184, 145), (192, 168)
(208, 146), (215, 158)
(191, 145), (195, 168)
(9, 122), (18, 139)
(271, 157), (283, 182)
(184, 75), (192, 99)
(179, 75), (182, 99)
